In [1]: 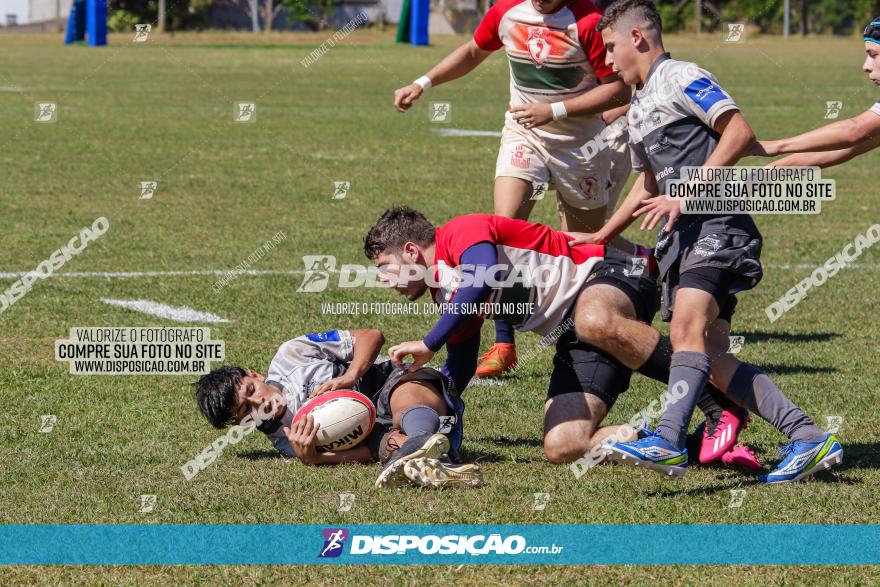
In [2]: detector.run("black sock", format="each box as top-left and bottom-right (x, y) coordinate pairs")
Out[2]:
(494, 320), (515, 344)
(636, 334), (673, 384)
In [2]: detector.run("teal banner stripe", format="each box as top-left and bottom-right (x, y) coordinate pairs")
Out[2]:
(1, 524), (878, 565)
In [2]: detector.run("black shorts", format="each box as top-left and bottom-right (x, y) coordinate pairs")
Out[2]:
(545, 248), (660, 409)
(581, 247), (661, 323)
(358, 361), (464, 461)
(658, 227), (763, 322)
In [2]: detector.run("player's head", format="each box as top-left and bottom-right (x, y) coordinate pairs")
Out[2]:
(596, 0), (663, 86)
(531, 0), (570, 15)
(864, 17), (880, 85)
(364, 206), (436, 300)
(194, 365), (286, 429)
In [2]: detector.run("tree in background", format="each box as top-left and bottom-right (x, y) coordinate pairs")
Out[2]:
(657, 0), (880, 35)
(108, 0), (214, 31)
(278, 0), (340, 30)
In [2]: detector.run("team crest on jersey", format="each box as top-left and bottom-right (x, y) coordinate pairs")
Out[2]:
(510, 144), (532, 169)
(578, 176), (599, 200)
(526, 26), (552, 67)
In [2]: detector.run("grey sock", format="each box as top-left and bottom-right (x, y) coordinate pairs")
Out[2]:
(399, 405), (441, 437)
(656, 351), (711, 449)
(726, 363), (825, 442)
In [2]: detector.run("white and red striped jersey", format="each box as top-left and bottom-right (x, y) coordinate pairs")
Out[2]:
(473, 0), (612, 143)
(431, 214), (605, 337)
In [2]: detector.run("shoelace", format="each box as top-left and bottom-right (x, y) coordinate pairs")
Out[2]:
(775, 441), (804, 460)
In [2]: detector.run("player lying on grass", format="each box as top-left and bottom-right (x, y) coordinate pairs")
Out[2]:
(193, 328), (481, 488)
(582, 0), (842, 483)
(750, 17), (880, 168)
(363, 207), (761, 472)
(393, 0), (637, 378)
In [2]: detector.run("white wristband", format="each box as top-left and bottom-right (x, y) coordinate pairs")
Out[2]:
(414, 76), (432, 91)
(550, 101), (568, 121)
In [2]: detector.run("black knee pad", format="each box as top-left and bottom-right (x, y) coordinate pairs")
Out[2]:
(547, 330), (633, 409)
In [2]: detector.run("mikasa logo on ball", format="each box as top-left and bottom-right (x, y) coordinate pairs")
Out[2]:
(315, 423), (366, 452)
(294, 390), (376, 452)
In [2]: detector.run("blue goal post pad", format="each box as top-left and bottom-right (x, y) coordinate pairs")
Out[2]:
(86, 0), (107, 46)
(64, 0), (86, 44)
(410, 0), (429, 46)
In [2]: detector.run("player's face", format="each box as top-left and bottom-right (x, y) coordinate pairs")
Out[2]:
(602, 27), (641, 85)
(232, 371), (287, 424)
(864, 42), (880, 85)
(372, 247), (428, 300)
(531, 0), (568, 15)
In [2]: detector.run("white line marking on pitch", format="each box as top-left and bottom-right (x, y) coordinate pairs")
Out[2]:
(431, 128), (503, 137)
(0, 264), (878, 281)
(100, 298), (231, 323)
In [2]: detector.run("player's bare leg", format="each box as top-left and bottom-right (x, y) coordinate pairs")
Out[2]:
(388, 380), (448, 429)
(558, 195), (636, 253)
(543, 392), (636, 464)
(475, 176), (535, 378)
(573, 284), (658, 368)
(493, 175), (539, 219)
(573, 283), (750, 464)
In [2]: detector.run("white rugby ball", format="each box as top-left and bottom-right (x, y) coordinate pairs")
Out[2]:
(293, 390), (375, 452)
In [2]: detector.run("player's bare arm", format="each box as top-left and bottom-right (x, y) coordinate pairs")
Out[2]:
(312, 328), (385, 396)
(393, 40), (493, 112)
(510, 74), (631, 128)
(636, 110), (755, 232)
(755, 110), (880, 157)
(766, 136), (880, 168)
(602, 102), (630, 125)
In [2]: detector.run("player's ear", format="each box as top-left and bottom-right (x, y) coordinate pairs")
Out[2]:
(248, 369), (265, 381)
(402, 241), (420, 261)
(631, 27), (644, 48)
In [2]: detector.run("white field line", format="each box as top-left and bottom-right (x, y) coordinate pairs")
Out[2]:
(1, 264), (879, 280)
(430, 128), (503, 137)
(100, 298), (231, 323)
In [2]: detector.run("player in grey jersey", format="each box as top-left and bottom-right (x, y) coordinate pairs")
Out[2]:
(582, 0), (842, 483)
(193, 328), (481, 488)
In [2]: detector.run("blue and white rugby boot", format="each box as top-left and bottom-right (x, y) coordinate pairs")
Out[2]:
(604, 432), (688, 479)
(760, 433), (843, 484)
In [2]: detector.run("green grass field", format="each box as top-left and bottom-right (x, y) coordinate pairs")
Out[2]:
(1, 29), (879, 584)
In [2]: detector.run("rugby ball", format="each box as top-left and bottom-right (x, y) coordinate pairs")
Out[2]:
(293, 390), (375, 453)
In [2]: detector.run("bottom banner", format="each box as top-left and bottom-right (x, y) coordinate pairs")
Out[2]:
(1, 524), (878, 565)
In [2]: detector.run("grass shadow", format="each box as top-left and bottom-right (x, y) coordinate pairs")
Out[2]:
(737, 331), (842, 344)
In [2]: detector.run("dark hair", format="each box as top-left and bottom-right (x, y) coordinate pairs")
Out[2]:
(596, 0), (662, 33)
(193, 365), (246, 429)
(363, 206), (436, 259)
(865, 17), (880, 43)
